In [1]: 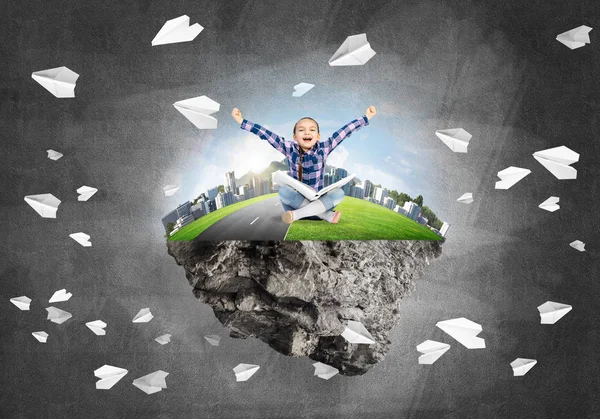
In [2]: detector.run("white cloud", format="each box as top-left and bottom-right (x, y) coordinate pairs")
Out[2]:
(327, 145), (349, 168)
(191, 164), (224, 199)
(384, 155), (392, 163)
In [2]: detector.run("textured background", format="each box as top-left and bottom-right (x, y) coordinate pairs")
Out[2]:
(1, 0), (599, 417)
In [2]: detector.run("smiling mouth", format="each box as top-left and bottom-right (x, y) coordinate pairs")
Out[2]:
(302, 137), (312, 142)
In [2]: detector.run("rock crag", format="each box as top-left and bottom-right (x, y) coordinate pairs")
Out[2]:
(167, 240), (442, 376)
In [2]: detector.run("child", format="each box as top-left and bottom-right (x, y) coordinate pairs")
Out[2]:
(231, 106), (376, 224)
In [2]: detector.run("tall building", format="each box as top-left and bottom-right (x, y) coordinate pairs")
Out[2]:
(238, 185), (248, 200)
(161, 209), (179, 231)
(206, 199), (216, 213)
(342, 182), (351, 195)
(394, 205), (407, 216)
(403, 201), (421, 221)
(374, 187), (388, 205)
(334, 168), (348, 183)
(223, 190), (234, 206)
(417, 215), (428, 225)
(207, 187), (218, 201)
(191, 203), (205, 219)
(383, 196), (396, 209)
(440, 222), (450, 237)
(259, 179), (270, 196)
(251, 175), (261, 192)
(215, 192), (225, 210)
(361, 180), (373, 198)
(324, 173), (332, 187)
(176, 201), (192, 218)
(225, 171), (236, 194)
(352, 186), (365, 199)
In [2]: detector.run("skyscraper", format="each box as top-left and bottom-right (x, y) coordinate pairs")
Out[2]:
(251, 175), (261, 192)
(440, 222), (450, 237)
(207, 187), (218, 201)
(361, 180), (372, 198)
(383, 196), (396, 209)
(403, 201), (421, 221)
(225, 171), (236, 194)
(374, 187), (388, 205)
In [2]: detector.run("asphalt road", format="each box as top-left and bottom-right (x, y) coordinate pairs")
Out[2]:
(196, 196), (291, 240)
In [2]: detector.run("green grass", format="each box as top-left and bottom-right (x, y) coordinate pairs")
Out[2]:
(284, 196), (443, 240)
(168, 194), (277, 241)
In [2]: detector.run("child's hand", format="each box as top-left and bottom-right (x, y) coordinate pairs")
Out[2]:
(232, 108), (243, 125)
(366, 106), (377, 120)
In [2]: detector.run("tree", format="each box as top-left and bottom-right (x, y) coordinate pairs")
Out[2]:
(420, 205), (438, 226)
(218, 184), (225, 193)
(165, 222), (175, 238)
(397, 192), (412, 206)
(414, 194), (424, 207)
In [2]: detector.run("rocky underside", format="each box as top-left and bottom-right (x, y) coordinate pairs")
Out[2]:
(167, 239), (442, 376)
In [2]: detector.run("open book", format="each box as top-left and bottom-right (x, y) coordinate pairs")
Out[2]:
(272, 171), (356, 201)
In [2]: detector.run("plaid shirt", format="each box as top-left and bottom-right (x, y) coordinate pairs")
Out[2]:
(241, 116), (369, 192)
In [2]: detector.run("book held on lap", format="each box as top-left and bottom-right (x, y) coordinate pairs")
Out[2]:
(272, 171), (355, 201)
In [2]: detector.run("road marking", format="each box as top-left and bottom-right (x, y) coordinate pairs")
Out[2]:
(250, 217), (259, 225)
(274, 202), (280, 206)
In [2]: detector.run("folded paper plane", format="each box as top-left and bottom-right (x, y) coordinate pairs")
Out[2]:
(233, 364), (260, 382)
(204, 335), (221, 346)
(95, 365), (128, 390)
(495, 167), (531, 190)
(77, 186), (98, 201)
(69, 232), (91, 247)
(341, 320), (376, 344)
(533, 146), (579, 180)
(133, 370), (169, 394)
(511, 358), (537, 376)
(329, 33), (376, 66)
(24, 193), (61, 218)
(155, 334), (171, 345)
(162, 185), (179, 196)
(86, 320), (107, 336)
(313, 362), (339, 380)
(132, 308), (153, 323)
(31, 66), (79, 98)
(570, 240), (585, 252)
(47, 149), (63, 161)
(436, 318), (485, 349)
(32, 331), (49, 343)
(457, 193), (473, 204)
(292, 83), (315, 97)
(416, 340), (451, 364)
(556, 25), (592, 50)
(435, 128), (472, 153)
(10, 296), (32, 311)
(46, 306), (72, 324)
(173, 95), (220, 129)
(49, 289), (72, 303)
(538, 301), (572, 324)
(539, 196), (560, 212)
(152, 15), (203, 46)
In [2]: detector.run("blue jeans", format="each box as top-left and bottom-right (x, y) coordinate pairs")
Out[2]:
(278, 185), (345, 220)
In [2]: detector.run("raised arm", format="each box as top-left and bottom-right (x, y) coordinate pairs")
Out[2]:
(232, 108), (294, 156)
(322, 106), (376, 155)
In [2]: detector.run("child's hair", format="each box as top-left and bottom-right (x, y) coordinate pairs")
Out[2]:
(293, 117), (320, 135)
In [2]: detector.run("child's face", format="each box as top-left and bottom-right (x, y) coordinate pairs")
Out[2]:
(293, 119), (320, 151)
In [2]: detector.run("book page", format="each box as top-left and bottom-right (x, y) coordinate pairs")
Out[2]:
(315, 174), (356, 198)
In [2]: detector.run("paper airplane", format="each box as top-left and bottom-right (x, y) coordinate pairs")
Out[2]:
(457, 193), (473, 204)
(292, 83), (315, 97)
(10, 296), (32, 311)
(511, 358), (537, 376)
(155, 334), (171, 345)
(538, 301), (572, 324)
(162, 185), (180, 196)
(312, 362), (339, 380)
(86, 320), (107, 336)
(204, 335), (221, 346)
(152, 15), (203, 46)
(46, 306), (72, 324)
(132, 308), (153, 323)
(32, 331), (49, 343)
(539, 196), (560, 212)
(77, 186), (98, 201)
(47, 149), (63, 160)
(341, 320), (376, 344)
(69, 232), (91, 247)
(49, 289), (72, 303)
(233, 364), (260, 382)
(494, 166), (531, 190)
(133, 370), (169, 394)
(570, 240), (585, 252)
(24, 193), (61, 218)
(94, 365), (128, 390)
(435, 128), (472, 153)
(173, 95), (220, 129)
(31, 66), (79, 98)
(328, 33), (376, 66)
(556, 25), (592, 50)
(436, 318), (485, 349)
(416, 340), (451, 364)
(533, 146), (579, 180)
